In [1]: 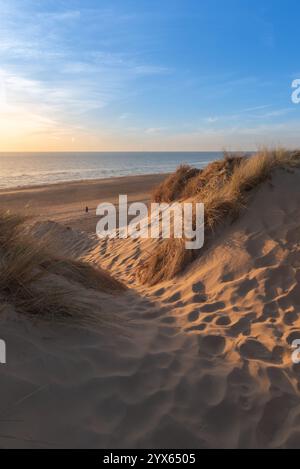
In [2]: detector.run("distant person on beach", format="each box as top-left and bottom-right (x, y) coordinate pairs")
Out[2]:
(85, 206), (89, 214)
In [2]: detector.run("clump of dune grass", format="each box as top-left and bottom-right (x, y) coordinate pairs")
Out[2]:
(202, 148), (300, 231)
(152, 155), (244, 204)
(182, 154), (245, 201)
(138, 239), (197, 286)
(0, 211), (125, 322)
(153, 165), (201, 203)
(138, 148), (300, 285)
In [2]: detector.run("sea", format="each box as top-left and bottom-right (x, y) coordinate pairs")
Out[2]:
(0, 151), (224, 189)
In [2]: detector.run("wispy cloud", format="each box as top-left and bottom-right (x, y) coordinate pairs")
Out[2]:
(145, 127), (167, 134)
(205, 117), (219, 123)
(0, 0), (299, 150)
(203, 105), (293, 126)
(0, 1), (173, 147)
(37, 10), (81, 22)
(130, 120), (300, 151)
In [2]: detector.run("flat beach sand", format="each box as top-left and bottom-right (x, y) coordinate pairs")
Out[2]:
(0, 173), (167, 232)
(1, 168), (300, 449)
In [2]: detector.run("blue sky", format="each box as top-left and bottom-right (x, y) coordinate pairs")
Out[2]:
(0, 0), (300, 151)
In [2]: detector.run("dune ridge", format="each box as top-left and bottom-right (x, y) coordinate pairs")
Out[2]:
(139, 149), (300, 285)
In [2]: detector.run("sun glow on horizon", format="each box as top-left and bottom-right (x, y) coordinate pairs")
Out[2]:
(0, 0), (300, 152)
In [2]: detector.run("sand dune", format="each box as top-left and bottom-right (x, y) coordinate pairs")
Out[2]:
(1, 164), (300, 448)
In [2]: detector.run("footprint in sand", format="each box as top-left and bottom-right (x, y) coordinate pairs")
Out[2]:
(199, 335), (226, 356)
(153, 288), (165, 298)
(195, 373), (226, 406)
(240, 339), (284, 363)
(266, 367), (295, 394)
(220, 272), (234, 283)
(286, 331), (300, 345)
(284, 310), (298, 325)
(278, 284), (300, 312)
(164, 292), (181, 304)
(235, 277), (258, 297)
(201, 302), (225, 313)
(228, 313), (255, 338)
(254, 301), (279, 322)
(192, 281), (205, 293)
(185, 323), (207, 333)
(245, 234), (266, 258)
(191, 293), (208, 303)
(239, 339), (272, 361)
(216, 316), (231, 326)
(228, 365), (256, 390)
(203, 314), (217, 323)
(254, 251), (277, 268)
(188, 310), (200, 322)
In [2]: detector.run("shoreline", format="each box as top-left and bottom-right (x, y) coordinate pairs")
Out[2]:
(0, 172), (169, 194)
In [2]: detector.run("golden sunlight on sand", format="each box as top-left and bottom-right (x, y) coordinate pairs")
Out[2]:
(1, 150), (300, 449)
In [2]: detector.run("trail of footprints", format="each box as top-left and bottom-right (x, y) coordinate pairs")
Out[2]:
(88, 212), (300, 448)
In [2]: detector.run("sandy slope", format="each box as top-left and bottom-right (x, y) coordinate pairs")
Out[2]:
(1, 168), (300, 448)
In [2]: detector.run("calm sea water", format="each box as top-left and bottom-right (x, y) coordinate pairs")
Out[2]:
(0, 152), (223, 189)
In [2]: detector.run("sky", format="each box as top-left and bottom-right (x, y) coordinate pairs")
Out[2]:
(0, 0), (300, 151)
